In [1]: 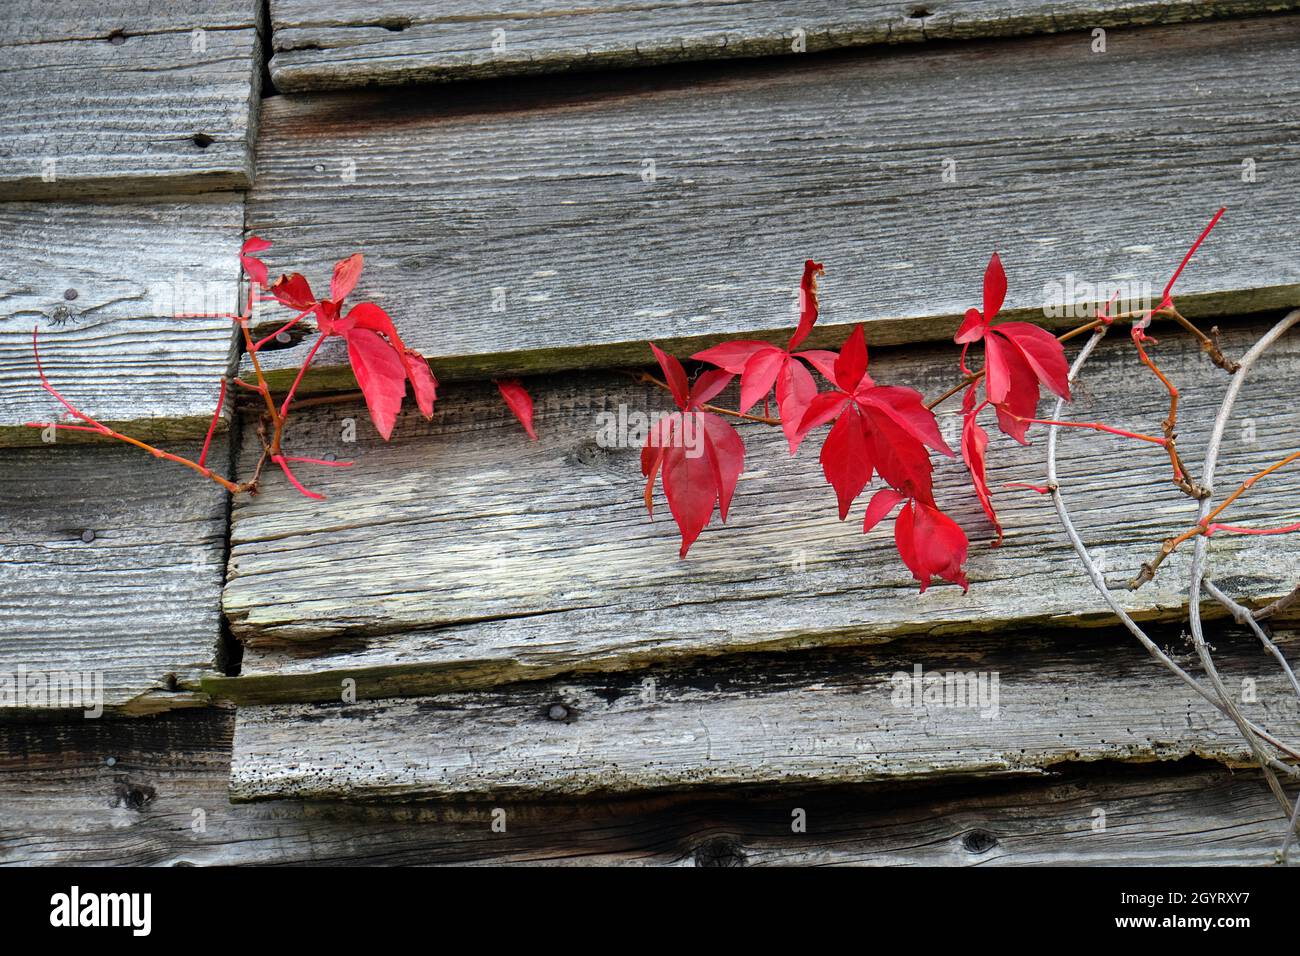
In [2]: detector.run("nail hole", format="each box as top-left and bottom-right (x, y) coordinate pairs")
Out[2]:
(275, 332), (292, 344)
(908, 6), (932, 17)
(191, 133), (214, 149)
(105, 756), (117, 767)
(106, 29), (127, 45)
(80, 529), (96, 543)
(546, 703), (570, 721)
(114, 781), (156, 812)
(962, 829), (998, 854)
(63, 288), (78, 301)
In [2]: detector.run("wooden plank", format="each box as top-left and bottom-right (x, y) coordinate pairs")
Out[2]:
(229, 630), (1300, 801)
(245, 16), (1300, 390)
(0, 439), (231, 715)
(216, 319), (1300, 703)
(266, 0), (1300, 91)
(0, 196), (244, 446)
(0, 2), (261, 198)
(1, 709), (1294, 864)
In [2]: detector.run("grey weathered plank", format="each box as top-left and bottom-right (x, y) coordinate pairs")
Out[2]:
(216, 319), (1300, 703)
(246, 16), (1300, 390)
(229, 630), (1300, 801)
(1, 709), (1294, 864)
(267, 0), (1300, 91)
(0, 438), (231, 715)
(0, 2), (261, 198)
(0, 196), (244, 446)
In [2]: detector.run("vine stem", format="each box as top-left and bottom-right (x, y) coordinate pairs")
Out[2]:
(1043, 322), (1300, 779)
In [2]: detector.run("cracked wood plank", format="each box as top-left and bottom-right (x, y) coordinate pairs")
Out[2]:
(216, 318), (1300, 704)
(245, 16), (1300, 390)
(0, 438), (231, 715)
(0, 195), (244, 446)
(228, 629), (1300, 801)
(0, 1), (261, 198)
(266, 0), (1300, 91)
(1, 709), (1291, 864)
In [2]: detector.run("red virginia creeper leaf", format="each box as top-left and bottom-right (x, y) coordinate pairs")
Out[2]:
(738, 348), (785, 413)
(895, 499), (970, 593)
(240, 236), (271, 287)
(688, 368), (735, 408)
(270, 273), (315, 312)
(774, 357), (817, 454)
(833, 324), (870, 392)
(331, 254), (364, 303)
(691, 340), (773, 373)
(787, 259), (825, 350)
(983, 252), (1007, 324)
(495, 378), (537, 440)
(402, 349), (438, 419)
(863, 488), (905, 533)
(795, 349), (839, 382)
(344, 327), (407, 441)
(649, 343), (690, 411)
(993, 322), (1071, 400)
(960, 387), (1001, 544)
(820, 405), (873, 519)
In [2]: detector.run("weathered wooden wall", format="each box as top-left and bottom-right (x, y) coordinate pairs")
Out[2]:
(2, 2), (1299, 865)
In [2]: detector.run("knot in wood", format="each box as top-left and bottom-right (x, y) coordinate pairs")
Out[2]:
(962, 828), (998, 854)
(693, 837), (747, 867)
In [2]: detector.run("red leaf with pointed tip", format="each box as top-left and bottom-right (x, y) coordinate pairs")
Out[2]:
(794, 349), (839, 381)
(738, 348), (785, 413)
(955, 307), (986, 344)
(895, 499), (969, 593)
(240, 236), (271, 287)
(820, 405), (873, 519)
(343, 301), (402, 345)
(688, 369), (734, 409)
(691, 340), (773, 373)
(857, 384), (953, 457)
(983, 252), (1007, 322)
(985, 334), (1040, 444)
(344, 327), (407, 441)
(833, 325), (870, 392)
(961, 388), (1001, 544)
(993, 322), (1071, 400)
(860, 405), (934, 504)
(331, 254), (364, 303)
(863, 488), (904, 533)
(701, 412), (744, 522)
(649, 343), (690, 410)
(787, 259), (825, 350)
(775, 357), (817, 455)
(402, 350), (438, 418)
(270, 273), (315, 312)
(794, 390), (851, 449)
(495, 379), (536, 440)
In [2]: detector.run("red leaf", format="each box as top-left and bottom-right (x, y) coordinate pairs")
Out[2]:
(992, 322), (1071, 400)
(954, 307), (986, 345)
(833, 325), (870, 392)
(856, 384), (953, 457)
(692, 340), (773, 373)
(895, 499), (970, 593)
(701, 412), (744, 521)
(774, 357), (817, 455)
(642, 411), (745, 556)
(960, 387), (1001, 544)
(343, 301), (402, 345)
(794, 349), (839, 381)
(688, 369), (735, 409)
(861, 405), (934, 504)
(270, 273), (315, 312)
(240, 236), (271, 287)
(985, 333), (1040, 444)
(649, 343), (690, 410)
(344, 327), (407, 441)
(983, 252), (1007, 323)
(794, 391), (851, 449)
(863, 488), (904, 533)
(820, 405), (873, 519)
(787, 259), (825, 350)
(331, 254), (364, 303)
(738, 348), (785, 413)
(403, 349), (438, 419)
(495, 379), (536, 440)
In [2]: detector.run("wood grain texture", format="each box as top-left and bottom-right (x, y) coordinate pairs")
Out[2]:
(216, 319), (1300, 703)
(1, 709), (1294, 864)
(229, 630), (1300, 801)
(266, 0), (1300, 91)
(0, 196), (244, 445)
(0, 439), (231, 715)
(0, 2), (261, 198)
(246, 16), (1300, 389)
